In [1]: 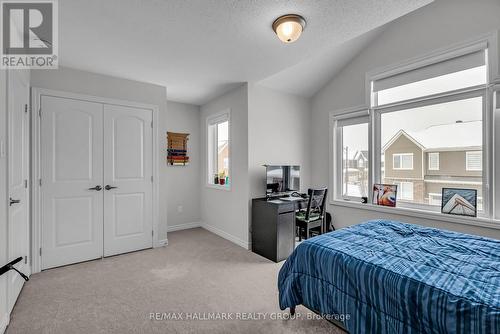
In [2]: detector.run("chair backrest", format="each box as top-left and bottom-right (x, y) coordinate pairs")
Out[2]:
(305, 188), (328, 221)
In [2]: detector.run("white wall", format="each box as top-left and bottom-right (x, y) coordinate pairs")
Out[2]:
(31, 66), (201, 242)
(199, 83), (312, 248)
(200, 84), (250, 248)
(248, 84), (312, 198)
(164, 101), (201, 231)
(0, 70), (8, 333)
(311, 0), (500, 238)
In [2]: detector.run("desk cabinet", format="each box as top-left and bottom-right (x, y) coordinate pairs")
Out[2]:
(251, 198), (298, 262)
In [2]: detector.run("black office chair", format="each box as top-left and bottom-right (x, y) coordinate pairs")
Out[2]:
(296, 188), (328, 241)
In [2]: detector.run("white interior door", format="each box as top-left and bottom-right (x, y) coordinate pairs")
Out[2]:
(103, 104), (153, 257)
(7, 70), (30, 312)
(41, 96), (104, 269)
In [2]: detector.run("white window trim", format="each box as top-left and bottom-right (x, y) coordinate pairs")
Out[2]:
(373, 88), (489, 217)
(393, 153), (414, 170)
(330, 35), (499, 224)
(428, 152), (440, 171)
(331, 107), (371, 202)
(365, 34), (497, 107)
(206, 109), (231, 191)
(465, 151), (482, 171)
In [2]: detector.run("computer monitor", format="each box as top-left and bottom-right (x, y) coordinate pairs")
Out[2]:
(265, 165), (300, 196)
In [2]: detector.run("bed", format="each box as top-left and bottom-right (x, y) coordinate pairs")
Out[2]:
(278, 220), (500, 333)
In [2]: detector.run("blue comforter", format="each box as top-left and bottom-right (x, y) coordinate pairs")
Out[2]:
(278, 220), (500, 333)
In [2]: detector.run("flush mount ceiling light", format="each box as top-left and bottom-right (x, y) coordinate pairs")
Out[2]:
(272, 14), (306, 43)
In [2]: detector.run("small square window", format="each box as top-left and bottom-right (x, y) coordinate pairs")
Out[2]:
(393, 153), (413, 170)
(394, 181), (413, 200)
(428, 152), (439, 170)
(466, 151), (482, 171)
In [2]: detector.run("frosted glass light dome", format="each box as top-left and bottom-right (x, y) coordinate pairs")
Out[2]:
(272, 14), (306, 43)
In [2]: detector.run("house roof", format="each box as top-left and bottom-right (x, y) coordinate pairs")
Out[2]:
(354, 150), (369, 160)
(383, 120), (482, 151)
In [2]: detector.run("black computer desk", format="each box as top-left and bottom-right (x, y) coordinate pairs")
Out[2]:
(251, 196), (310, 262)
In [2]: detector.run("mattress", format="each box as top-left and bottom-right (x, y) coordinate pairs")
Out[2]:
(278, 220), (500, 333)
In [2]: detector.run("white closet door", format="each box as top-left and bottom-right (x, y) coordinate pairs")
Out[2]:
(41, 96), (104, 269)
(7, 70), (30, 312)
(103, 104), (153, 257)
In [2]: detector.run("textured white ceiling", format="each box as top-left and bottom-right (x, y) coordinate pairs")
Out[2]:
(258, 26), (386, 98)
(59, 0), (433, 105)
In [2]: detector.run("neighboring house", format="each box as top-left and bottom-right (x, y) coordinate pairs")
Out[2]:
(354, 150), (369, 169)
(343, 150), (369, 197)
(382, 120), (482, 207)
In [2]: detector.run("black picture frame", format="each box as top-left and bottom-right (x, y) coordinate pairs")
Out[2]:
(441, 187), (477, 217)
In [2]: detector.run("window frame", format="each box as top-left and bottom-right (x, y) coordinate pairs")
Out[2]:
(331, 108), (371, 202)
(465, 151), (482, 171)
(373, 88), (488, 215)
(206, 109), (231, 191)
(330, 37), (498, 223)
(393, 153), (414, 170)
(428, 152), (440, 171)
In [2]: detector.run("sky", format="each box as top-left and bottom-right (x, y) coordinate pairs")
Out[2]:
(217, 121), (229, 143)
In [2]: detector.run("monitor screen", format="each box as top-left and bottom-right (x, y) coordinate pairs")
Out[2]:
(266, 165), (300, 195)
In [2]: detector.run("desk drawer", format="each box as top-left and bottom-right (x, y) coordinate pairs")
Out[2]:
(277, 203), (295, 214)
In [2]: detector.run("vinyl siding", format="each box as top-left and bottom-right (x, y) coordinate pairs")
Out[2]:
(425, 151), (482, 177)
(384, 135), (423, 179)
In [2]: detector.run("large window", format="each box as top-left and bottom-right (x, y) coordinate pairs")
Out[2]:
(333, 42), (495, 220)
(373, 50), (486, 105)
(207, 112), (230, 188)
(380, 96), (483, 209)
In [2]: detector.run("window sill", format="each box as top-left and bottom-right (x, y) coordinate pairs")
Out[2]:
(206, 183), (231, 191)
(330, 199), (500, 230)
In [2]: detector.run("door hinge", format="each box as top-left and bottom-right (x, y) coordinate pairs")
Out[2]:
(24, 104), (28, 113)
(151, 121), (153, 128)
(24, 256), (27, 264)
(24, 179), (28, 188)
(39, 179), (42, 187)
(39, 248), (42, 256)
(38, 108), (41, 117)
(152, 230), (154, 237)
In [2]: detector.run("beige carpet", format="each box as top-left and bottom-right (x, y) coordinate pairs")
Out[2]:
(7, 228), (343, 334)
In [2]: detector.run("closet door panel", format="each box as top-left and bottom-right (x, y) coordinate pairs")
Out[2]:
(103, 104), (153, 256)
(41, 96), (104, 269)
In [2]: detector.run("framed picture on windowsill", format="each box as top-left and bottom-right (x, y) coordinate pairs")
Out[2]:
(372, 184), (398, 207)
(441, 188), (477, 218)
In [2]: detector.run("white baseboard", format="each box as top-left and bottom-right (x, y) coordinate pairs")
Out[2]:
(167, 222), (202, 232)
(201, 223), (250, 250)
(155, 238), (168, 247)
(0, 313), (9, 334)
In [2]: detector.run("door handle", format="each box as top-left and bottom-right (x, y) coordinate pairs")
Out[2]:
(88, 185), (102, 191)
(0, 257), (29, 281)
(105, 185), (118, 190)
(9, 197), (20, 206)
